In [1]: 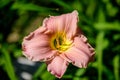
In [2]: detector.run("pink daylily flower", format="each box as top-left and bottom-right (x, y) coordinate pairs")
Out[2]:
(22, 10), (95, 78)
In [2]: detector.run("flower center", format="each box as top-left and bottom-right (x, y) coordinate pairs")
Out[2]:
(50, 32), (72, 52)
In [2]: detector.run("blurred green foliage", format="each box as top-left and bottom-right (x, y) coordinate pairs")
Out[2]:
(0, 0), (120, 80)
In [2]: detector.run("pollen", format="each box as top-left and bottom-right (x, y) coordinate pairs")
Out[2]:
(50, 32), (72, 52)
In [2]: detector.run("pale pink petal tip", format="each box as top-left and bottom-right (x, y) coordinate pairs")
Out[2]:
(72, 10), (78, 15)
(46, 56), (68, 78)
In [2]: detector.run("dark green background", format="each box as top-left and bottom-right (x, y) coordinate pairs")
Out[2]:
(0, 0), (119, 80)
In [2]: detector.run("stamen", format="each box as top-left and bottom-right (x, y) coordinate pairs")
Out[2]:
(50, 32), (72, 52)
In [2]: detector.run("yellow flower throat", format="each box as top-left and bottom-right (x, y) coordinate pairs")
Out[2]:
(50, 32), (72, 52)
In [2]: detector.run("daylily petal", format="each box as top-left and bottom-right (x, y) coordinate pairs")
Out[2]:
(22, 27), (56, 61)
(74, 35), (95, 57)
(63, 35), (95, 68)
(43, 10), (78, 39)
(46, 56), (68, 78)
(64, 47), (90, 68)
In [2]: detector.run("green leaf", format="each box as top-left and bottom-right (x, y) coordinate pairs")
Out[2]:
(96, 32), (105, 80)
(11, 2), (51, 12)
(0, 56), (5, 66)
(113, 55), (119, 80)
(106, 3), (118, 16)
(97, 8), (106, 22)
(75, 69), (86, 76)
(73, 77), (80, 80)
(94, 21), (120, 31)
(113, 34), (120, 40)
(103, 65), (114, 80)
(0, 0), (11, 8)
(1, 45), (18, 80)
(73, 77), (88, 80)
(41, 71), (54, 80)
(33, 63), (46, 79)
(52, 0), (71, 10)
(116, 0), (120, 5)
(72, 0), (83, 12)
(14, 49), (22, 58)
(86, 0), (97, 18)
(62, 75), (72, 78)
